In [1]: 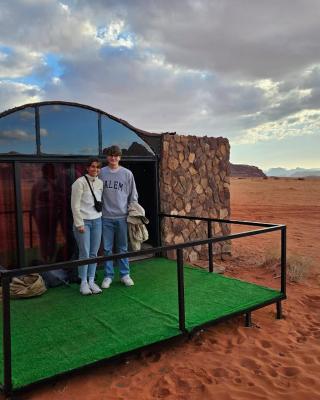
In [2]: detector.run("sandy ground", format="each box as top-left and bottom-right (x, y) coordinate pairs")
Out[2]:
(2, 177), (320, 400)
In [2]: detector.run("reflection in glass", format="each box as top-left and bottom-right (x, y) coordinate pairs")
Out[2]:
(75, 162), (87, 179)
(21, 163), (76, 266)
(0, 108), (36, 154)
(101, 115), (154, 156)
(39, 105), (99, 155)
(0, 163), (17, 268)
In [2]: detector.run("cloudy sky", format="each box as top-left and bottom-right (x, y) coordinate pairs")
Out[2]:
(1, 0), (320, 170)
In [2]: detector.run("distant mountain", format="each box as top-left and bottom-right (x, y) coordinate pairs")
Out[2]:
(230, 163), (266, 178)
(266, 167), (291, 177)
(266, 167), (320, 177)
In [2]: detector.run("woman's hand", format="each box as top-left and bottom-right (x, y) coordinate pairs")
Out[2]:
(77, 226), (85, 233)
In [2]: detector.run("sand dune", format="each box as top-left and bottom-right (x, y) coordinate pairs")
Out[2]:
(2, 177), (320, 400)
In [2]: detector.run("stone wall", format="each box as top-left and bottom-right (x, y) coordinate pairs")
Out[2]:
(159, 133), (231, 262)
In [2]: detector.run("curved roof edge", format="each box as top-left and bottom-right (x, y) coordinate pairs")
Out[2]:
(0, 100), (176, 156)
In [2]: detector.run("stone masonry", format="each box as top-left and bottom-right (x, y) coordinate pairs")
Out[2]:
(159, 133), (231, 262)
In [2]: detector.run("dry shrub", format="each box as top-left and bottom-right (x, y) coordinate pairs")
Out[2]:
(260, 249), (311, 283)
(287, 254), (311, 282)
(260, 247), (279, 268)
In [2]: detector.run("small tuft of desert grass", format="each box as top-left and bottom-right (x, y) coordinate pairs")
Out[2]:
(260, 248), (312, 282)
(287, 254), (312, 282)
(260, 247), (279, 268)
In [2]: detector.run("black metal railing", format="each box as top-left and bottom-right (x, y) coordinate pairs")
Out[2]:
(0, 214), (286, 395)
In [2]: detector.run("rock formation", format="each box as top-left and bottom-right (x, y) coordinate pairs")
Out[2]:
(230, 163), (266, 178)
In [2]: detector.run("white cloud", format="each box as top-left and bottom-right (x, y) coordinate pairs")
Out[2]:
(0, 129), (34, 141)
(0, 0), (100, 55)
(96, 20), (134, 48)
(0, 81), (42, 110)
(0, 48), (45, 79)
(235, 109), (320, 144)
(40, 128), (48, 137)
(52, 76), (61, 85)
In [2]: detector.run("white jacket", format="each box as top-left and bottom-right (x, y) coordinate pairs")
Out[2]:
(71, 175), (103, 227)
(127, 203), (149, 250)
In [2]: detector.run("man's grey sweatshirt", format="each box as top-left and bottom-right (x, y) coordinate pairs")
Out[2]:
(99, 166), (138, 219)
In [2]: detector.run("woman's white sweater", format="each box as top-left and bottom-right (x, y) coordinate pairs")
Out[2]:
(71, 175), (103, 227)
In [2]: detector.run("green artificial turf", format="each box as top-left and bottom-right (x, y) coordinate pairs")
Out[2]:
(0, 258), (281, 389)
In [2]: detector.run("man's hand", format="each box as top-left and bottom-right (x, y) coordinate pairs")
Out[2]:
(77, 226), (85, 233)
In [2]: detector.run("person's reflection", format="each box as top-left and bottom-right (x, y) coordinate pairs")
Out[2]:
(31, 163), (59, 263)
(55, 166), (76, 262)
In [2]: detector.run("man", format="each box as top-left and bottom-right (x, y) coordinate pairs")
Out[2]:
(99, 145), (138, 288)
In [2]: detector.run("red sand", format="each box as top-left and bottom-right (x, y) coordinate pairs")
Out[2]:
(2, 177), (320, 399)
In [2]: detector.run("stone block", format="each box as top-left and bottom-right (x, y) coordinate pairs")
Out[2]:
(219, 208), (229, 219)
(168, 157), (179, 171)
(188, 152), (195, 163)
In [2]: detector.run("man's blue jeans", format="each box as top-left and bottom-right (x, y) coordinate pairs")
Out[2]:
(102, 217), (129, 279)
(73, 218), (102, 281)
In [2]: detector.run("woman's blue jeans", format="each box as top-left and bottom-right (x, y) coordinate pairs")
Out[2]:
(102, 217), (129, 279)
(73, 217), (102, 281)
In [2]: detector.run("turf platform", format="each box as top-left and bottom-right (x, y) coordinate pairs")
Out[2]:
(0, 258), (281, 390)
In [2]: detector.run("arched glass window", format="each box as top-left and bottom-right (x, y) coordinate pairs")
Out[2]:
(101, 115), (154, 156)
(39, 105), (99, 155)
(0, 107), (36, 154)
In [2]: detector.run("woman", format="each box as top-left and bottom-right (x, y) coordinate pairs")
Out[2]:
(71, 158), (103, 295)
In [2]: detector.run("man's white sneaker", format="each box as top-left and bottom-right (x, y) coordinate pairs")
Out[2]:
(80, 281), (92, 295)
(121, 275), (134, 287)
(89, 282), (102, 294)
(101, 277), (112, 289)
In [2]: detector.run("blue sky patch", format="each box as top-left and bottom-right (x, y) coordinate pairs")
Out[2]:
(44, 53), (64, 77)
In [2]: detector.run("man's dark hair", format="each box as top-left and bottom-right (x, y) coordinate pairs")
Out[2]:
(103, 145), (122, 157)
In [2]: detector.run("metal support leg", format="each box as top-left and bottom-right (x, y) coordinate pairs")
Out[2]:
(2, 276), (12, 396)
(244, 312), (252, 327)
(276, 301), (282, 319)
(176, 248), (186, 332)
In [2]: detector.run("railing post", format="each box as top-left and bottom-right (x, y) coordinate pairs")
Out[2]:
(176, 248), (186, 332)
(281, 226), (287, 296)
(157, 213), (164, 258)
(207, 221), (213, 273)
(2, 275), (12, 395)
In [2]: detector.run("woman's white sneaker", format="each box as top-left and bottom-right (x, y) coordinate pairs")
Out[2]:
(80, 282), (92, 295)
(89, 282), (102, 294)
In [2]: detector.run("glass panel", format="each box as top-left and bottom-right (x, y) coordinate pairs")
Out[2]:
(21, 163), (76, 266)
(101, 115), (154, 156)
(39, 105), (99, 155)
(74, 162), (87, 179)
(0, 163), (17, 268)
(0, 107), (36, 154)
